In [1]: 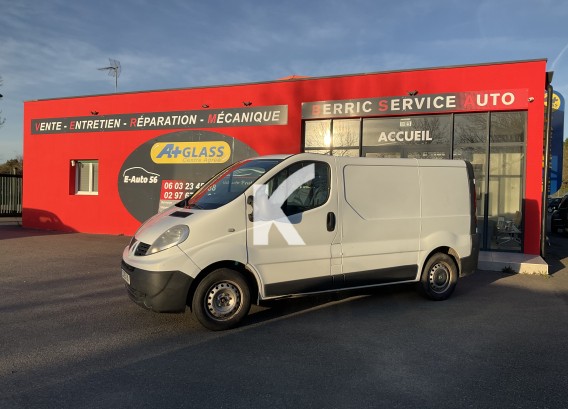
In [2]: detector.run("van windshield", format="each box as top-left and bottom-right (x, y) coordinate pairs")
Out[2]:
(177, 159), (282, 210)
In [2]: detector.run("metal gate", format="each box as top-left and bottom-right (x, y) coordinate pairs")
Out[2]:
(0, 174), (23, 217)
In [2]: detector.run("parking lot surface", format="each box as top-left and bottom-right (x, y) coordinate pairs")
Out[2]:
(1, 225), (567, 409)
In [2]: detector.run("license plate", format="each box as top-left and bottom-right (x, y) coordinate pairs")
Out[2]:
(122, 269), (131, 285)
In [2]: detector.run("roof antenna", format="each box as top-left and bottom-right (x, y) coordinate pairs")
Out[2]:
(98, 58), (121, 92)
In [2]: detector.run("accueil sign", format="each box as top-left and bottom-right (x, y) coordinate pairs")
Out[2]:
(362, 116), (452, 146)
(377, 130), (432, 143)
(302, 89), (529, 119)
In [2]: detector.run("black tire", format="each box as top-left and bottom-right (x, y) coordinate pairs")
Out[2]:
(418, 253), (458, 301)
(192, 268), (251, 331)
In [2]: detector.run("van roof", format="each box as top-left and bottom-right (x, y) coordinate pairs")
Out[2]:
(267, 152), (467, 168)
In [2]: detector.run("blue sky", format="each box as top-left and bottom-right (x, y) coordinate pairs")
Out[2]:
(1, 0), (567, 162)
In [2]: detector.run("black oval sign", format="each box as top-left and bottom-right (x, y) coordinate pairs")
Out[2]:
(118, 130), (257, 222)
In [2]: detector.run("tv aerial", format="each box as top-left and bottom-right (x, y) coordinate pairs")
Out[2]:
(98, 58), (121, 92)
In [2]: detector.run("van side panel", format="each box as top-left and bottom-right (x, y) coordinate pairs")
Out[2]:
(340, 164), (420, 281)
(418, 164), (473, 269)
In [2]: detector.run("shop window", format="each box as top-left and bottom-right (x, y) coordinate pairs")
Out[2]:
(305, 120), (331, 150)
(304, 119), (360, 156)
(75, 160), (99, 195)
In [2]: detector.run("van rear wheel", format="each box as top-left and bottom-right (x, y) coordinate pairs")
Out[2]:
(419, 253), (458, 301)
(192, 268), (251, 331)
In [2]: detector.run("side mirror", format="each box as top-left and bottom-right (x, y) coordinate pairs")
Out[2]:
(248, 185), (278, 222)
(254, 188), (271, 221)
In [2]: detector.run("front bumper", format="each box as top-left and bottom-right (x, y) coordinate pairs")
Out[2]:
(121, 260), (193, 313)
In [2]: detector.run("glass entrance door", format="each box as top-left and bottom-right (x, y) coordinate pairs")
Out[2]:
(453, 113), (489, 247)
(486, 113), (525, 251)
(453, 112), (525, 252)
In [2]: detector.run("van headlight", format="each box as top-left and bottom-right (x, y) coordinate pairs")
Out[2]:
(148, 225), (190, 255)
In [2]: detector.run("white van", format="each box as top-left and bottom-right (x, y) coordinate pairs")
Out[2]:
(122, 153), (479, 330)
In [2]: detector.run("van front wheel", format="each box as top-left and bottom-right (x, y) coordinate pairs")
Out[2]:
(419, 253), (458, 301)
(192, 268), (251, 331)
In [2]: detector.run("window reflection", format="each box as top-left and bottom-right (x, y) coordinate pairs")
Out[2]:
(305, 119), (360, 156)
(305, 120), (331, 149)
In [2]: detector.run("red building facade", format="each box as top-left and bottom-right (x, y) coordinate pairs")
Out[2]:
(23, 59), (549, 255)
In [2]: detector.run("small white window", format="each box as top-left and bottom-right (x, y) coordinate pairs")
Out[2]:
(75, 160), (99, 194)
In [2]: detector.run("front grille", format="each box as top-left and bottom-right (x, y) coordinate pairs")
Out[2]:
(135, 242), (151, 256)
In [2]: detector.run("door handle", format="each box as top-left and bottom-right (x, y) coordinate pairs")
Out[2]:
(327, 212), (336, 232)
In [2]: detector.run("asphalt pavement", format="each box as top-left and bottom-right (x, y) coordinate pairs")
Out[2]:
(0, 224), (567, 409)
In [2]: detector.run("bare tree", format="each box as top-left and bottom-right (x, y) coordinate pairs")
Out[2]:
(561, 139), (568, 195)
(0, 76), (5, 128)
(490, 111), (525, 142)
(304, 120), (331, 151)
(304, 119), (360, 156)
(330, 120), (359, 156)
(0, 155), (23, 174)
(410, 116), (451, 145)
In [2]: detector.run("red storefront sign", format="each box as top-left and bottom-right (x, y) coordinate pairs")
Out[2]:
(302, 89), (529, 119)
